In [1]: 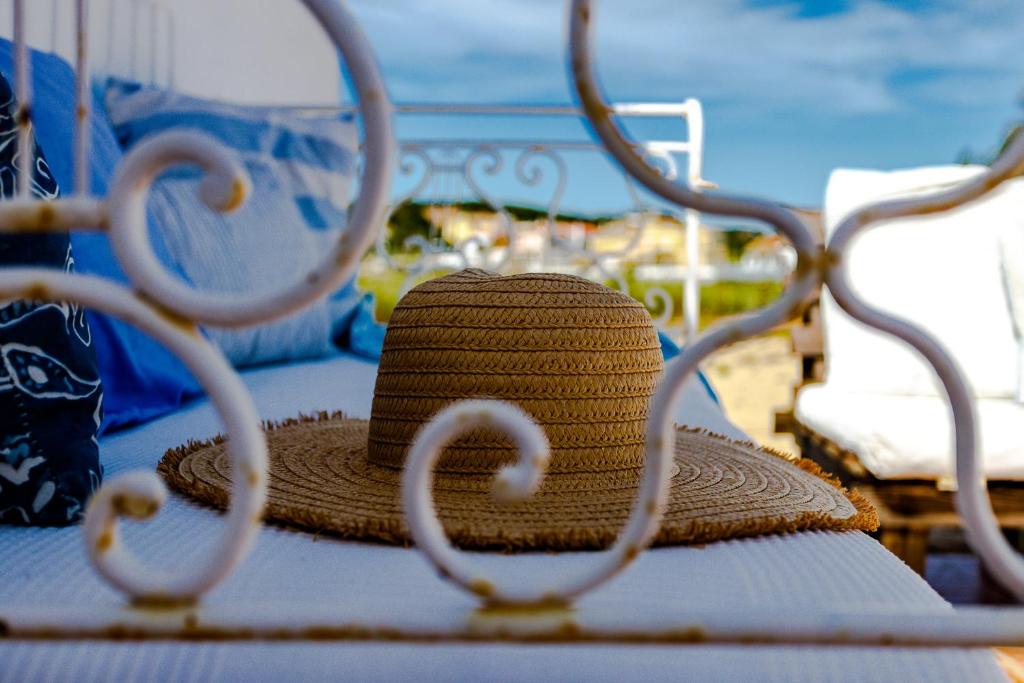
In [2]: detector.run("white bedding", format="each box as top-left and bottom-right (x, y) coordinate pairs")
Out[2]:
(0, 353), (1004, 681)
(797, 383), (1024, 481)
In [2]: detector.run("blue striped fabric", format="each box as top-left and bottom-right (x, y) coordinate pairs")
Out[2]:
(111, 110), (355, 174)
(103, 79), (370, 368)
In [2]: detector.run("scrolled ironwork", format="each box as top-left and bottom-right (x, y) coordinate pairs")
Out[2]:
(374, 140), (688, 333)
(0, 0), (395, 606)
(401, 0), (1024, 613)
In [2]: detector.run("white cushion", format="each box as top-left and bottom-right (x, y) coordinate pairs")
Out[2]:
(999, 225), (1024, 403)
(823, 166), (1024, 398)
(796, 384), (1024, 480)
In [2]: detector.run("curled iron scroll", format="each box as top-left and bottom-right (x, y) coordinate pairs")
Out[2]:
(0, 0), (396, 605)
(568, 0), (1024, 603)
(827, 135), (1024, 601)
(404, 0), (1024, 607)
(400, 0), (821, 606)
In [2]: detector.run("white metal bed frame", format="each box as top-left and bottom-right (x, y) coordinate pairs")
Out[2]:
(2, 0), (1024, 648)
(369, 99), (709, 342)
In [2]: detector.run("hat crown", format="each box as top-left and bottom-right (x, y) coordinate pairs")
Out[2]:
(367, 269), (664, 474)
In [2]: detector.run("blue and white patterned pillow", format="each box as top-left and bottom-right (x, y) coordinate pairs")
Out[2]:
(104, 79), (366, 367)
(0, 72), (103, 525)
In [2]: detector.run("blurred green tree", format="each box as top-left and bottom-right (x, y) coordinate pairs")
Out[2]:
(386, 201), (434, 252)
(721, 229), (760, 263)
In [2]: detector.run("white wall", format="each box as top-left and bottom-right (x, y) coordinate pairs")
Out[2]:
(0, 0), (342, 104)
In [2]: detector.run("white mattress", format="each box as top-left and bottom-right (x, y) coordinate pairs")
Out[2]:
(797, 383), (1024, 480)
(0, 353), (1004, 681)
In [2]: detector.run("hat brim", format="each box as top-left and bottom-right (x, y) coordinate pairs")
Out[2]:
(158, 412), (877, 552)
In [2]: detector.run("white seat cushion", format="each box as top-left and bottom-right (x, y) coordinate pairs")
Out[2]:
(999, 224), (1024, 403)
(823, 166), (1024, 399)
(796, 383), (1024, 480)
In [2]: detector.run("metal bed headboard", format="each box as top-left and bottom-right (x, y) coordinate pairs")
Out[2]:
(2, 0), (175, 88)
(3, 0), (1024, 647)
(368, 100), (711, 342)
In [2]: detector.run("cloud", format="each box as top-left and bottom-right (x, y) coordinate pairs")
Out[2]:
(347, 0), (1024, 115)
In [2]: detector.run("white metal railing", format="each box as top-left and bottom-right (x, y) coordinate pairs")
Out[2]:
(364, 99), (710, 341)
(0, 0), (1023, 649)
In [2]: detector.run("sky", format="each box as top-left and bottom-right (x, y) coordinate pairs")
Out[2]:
(346, 0), (1024, 222)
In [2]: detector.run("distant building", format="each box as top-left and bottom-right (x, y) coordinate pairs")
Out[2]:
(740, 233), (797, 276)
(422, 204), (727, 272)
(586, 213), (726, 266)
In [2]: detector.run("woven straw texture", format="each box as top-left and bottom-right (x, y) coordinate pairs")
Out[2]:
(160, 270), (877, 550)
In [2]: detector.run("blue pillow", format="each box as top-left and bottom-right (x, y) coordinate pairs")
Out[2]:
(0, 41), (201, 433)
(104, 78), (367, 368)
(334, 292), (386, 360)
(657, 331), (720, 405)
(0, 71), (103, 525)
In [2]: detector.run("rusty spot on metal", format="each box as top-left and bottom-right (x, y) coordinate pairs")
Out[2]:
(880, 633), (895, 645)
(15, 104), (30, 127)
(24, 282), (49, 301)
(76, 104), (88, 121)
(791, 248), (817, 282)
(103, 625), (141, 640)
(112, 494), (157, 518)
(538, 592), (568, 609)
(623, 544), (640, 562)
(469, 578), (496, 599)
(579, 3), (590, 23)
(474, 598), (572, 618)
(645, 499), (658, 515)
(37, 203), (55, 226)
(666, 626), (706, 643)
(183, 613), (199, 630)
(96, 530), (113, 553)
(375, 626), (406, 641)
(436, 566), (451, 580)
(334, 233), (357, 265)
(223, 178), (247, 212)
(138, 293), (201, 337)
(131, 594), (197, 610)
(180, 625), (257, 641)
(302, 625), (370, 640)
(305, 271), (320, 286)
(246, 469), (260, 487)
(557, 620), (581, 639)
(821, 246), (841, 270)
(0, 620), (8, 637)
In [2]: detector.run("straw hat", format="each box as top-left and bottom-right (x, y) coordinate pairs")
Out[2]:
(160, 269), (876, 551)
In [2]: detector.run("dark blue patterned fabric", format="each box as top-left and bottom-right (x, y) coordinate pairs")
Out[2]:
(0, 72), (102, 525)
